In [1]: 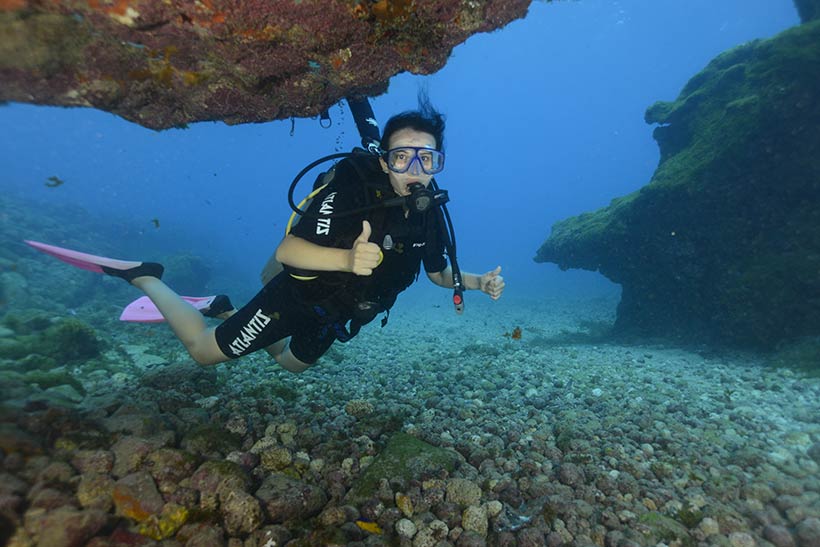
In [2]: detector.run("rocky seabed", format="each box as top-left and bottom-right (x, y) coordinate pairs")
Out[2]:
(1, 297), (819, 547)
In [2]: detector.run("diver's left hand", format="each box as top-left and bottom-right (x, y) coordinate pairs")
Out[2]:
(479, 266), (505, 300)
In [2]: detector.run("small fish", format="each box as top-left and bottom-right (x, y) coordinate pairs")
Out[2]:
(355, 520), (382, 535)
(45, 176), (64, 188)
(151, 218), (160, 228)
(504, 326), (523, 340)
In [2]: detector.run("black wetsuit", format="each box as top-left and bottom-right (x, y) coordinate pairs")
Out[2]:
(214, 155), (447, 364)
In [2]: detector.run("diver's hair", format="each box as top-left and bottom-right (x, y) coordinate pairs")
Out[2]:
(381, 91), (446, 151)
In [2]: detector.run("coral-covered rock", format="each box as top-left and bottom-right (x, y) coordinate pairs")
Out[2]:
(102, 406), (172, 441)
(137, 502), (189, 541)
(794, 0), (820, 22)
(246, 525), (293, 547)
(87, 525), (157, 546)
(35, 461), (76, 485)
(255, 473), (328, 523)
(112, 472), (164, 522)
(220, 489), (263, 536)
(0, 423), (42, 456)
(42, 319), (100, 361)
(70, 449), (114, 475)
(76, 473), (115, 512)
(143, 447), (198, 484)
(28, 486), (76, 511)
(176, 522), (224, 546)
(535, 20), (820, 351)
(110, 436), (162, 478)
(796, 517), (820, 546)
(446, 478), (482, 507)
(181, 425), (242, 458)
(23, 506), (109, 547)
(346, 432), (462, 505)
(462, 505), (488, 537)
(0, 472), (29, 497)
(0, 0), (531, 130)
(188, 460), (250, 512)
(259, 445), (293, 471)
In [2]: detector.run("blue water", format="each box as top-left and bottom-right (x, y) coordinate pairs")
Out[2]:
(0, 0), (799, 305)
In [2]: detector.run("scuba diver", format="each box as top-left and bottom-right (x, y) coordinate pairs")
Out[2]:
(26, 96), (505, 373)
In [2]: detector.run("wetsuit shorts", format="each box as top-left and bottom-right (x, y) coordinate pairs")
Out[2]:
(214, 273), (336, 364)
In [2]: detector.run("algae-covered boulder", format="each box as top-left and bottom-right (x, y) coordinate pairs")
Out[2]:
(43, 318), (101, 360)
(535, 21), (820, 349)
(345, 432), (462, 505)
(0, 315), (100, 363)
(795, 0), (820, 23)
(638, 512), (694, 546)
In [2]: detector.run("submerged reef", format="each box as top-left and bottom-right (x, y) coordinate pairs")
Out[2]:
(795, 0), (820, 22)
(535, 20), (820, 350)
(0, 0), (531, 129)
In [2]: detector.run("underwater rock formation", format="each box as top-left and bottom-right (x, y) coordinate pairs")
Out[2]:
(535, 20), (820, 349)
(0, 0), (531, 129)
(794, 0), (820, 22)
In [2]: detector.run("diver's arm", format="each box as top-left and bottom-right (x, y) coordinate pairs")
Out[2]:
(275, 235), (351, 272)
(275, 221), (382, 275)
(427, 266), (505, 300)
(427, 267), (482, 290)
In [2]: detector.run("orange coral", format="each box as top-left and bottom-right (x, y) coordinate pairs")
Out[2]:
(0, 0), (28, 11)
(87, 0), (134, 18)
(371, 0), (414, 22)
(112, 488), (152, 522)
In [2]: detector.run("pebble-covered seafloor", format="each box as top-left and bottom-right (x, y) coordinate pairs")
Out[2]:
(1, 294), (819, 546)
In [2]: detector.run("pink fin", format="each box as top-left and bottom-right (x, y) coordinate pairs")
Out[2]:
(24, 240), (140, 273)
(120, 295), (217, 323)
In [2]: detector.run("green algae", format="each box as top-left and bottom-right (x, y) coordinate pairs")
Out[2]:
(181, 425), (242, 456)
(345, 432), (461, 505)
(769, 336), (820, 376)
(638, 511), (694, 546)
(23, 369), (86, 396)
(676, 506), (704, 528)
(43, 318), (100, 360)
(795, 0), (820, 22)
(0, 316), (100, 362)
(535, 20), (820, 351)
(54, 429), (112, 451)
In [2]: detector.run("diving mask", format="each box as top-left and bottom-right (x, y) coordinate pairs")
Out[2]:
(383, 146), (445, 175)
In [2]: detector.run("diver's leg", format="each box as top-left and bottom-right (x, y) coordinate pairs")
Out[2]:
(131, 276), (229, 365)
(279, 325), (336, 374)
(264, 339), (287, 359)
(268, 340), (312, 373)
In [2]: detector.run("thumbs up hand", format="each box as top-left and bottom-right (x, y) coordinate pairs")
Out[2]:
(349, 221), (383, 276)
(479, 266), (505, 300)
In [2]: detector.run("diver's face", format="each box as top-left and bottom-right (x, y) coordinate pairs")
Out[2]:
(379, 128), (437, 197)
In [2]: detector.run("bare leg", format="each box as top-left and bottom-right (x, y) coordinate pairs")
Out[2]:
(259, 338), (311, 373)
(215, 311), (310, 372)
(268, 340), (313, 373)
(208, 301), (311, 372)
(131, 276), (228, 365)
(130, 275), (312, 372)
